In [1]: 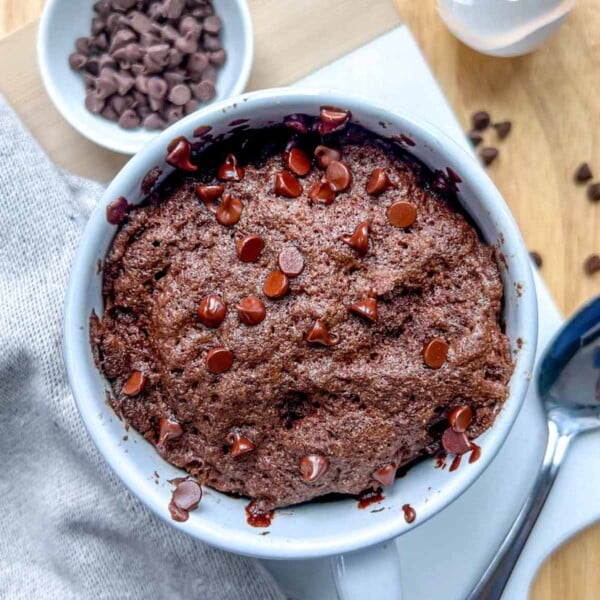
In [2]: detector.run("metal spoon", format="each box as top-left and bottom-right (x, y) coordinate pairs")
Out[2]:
(467, 294), (600, 600)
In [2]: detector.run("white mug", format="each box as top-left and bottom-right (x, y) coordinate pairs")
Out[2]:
(63, 88), (538, 599)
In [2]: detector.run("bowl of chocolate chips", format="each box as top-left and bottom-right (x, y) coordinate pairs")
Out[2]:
(63, 89), (537, 573)
(38, 0), (253, 154)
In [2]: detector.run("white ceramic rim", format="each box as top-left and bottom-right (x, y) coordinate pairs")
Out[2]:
(63, 88), (538, 559)
(37, 0), (254, 155)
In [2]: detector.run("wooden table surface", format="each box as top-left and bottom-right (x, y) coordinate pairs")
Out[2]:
(1, 1), (599, 598)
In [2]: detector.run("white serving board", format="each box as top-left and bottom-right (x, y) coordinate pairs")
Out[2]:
(262, 25), (600, 600)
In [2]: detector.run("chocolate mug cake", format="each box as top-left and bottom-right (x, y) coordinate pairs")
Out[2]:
(90, 106), (513, 515)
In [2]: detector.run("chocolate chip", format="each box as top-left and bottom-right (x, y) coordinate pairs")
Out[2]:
(123, 370), (146, 396)
(188, 52), (209, 75)
(575, 163), (593, 184)
(106, 195), (129, 224)
(166, 137), (197, 172)
(206, 347), (233, 374)
(143, 113), (166, 129)
(305, 319), (338, 346)
(141, 166), (162, 194)
(112, 0), (138, 11)
(278, 246), (304, 277)
(299, 454), (329, 482)
(493, 121), (512, 139)
(171, 479), (202, 512)
(472, 110), (491, 131)
(349, 298), (378, 322)
(197, 294), (227, 328)
(203, 15), (222, 34)
(175, 31), (199, 54)
(209, 49), (226, 66)
(75, 37), (92, 54)
(167, 83), (192, 106)
(448, 406), (473, 433)
(235, 235), (265, 263)
(588, 183), (600, 202)
(164, 0), (186, 19)
(202, 34), (221, 51)
(319, 105), (351, 135)
(196, 184), (224, 213)
(387, 201), (417, 228)
(422, 338), (449, 369)
(314, 145), (341, 169)
(325, 161), (352, 192)
(158, 417), (183, 446)
(340, 221), (369, 255)
(584, 254), (600, 275)
(118, 108), (140, 129)
(366, 168), (396, 196)
(467, 130), (483, 147)
(308, 181), (336, 204)
(263, 271), (290, 300)
(165, 105), (184, 124)
(441, 428), (471, 455)
(236, 296), (266, 326)
(530, 251), (543, 268)
(85, 92), (106, 114)
(372, 463), (397, 487)
(216, 194), (243, 226)
(274, 171), (303, 198)
(69, 53), (88, 71)
(193, 125), (212, 138)
(480, 147), (499, 166)
(284, 147), (311, 177)
(179, 15), (202, 36)
(217, 153), (244, 181)
(191, 80), (216, 102)
(226, 432), (255, 457)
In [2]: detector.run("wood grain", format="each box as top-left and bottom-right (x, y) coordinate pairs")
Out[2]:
(0, 1), (599, 598)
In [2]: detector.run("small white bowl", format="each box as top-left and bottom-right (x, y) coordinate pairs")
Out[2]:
(37, 0), (253, 155)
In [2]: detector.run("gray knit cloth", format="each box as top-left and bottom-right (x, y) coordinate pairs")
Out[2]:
(0, 97), (284, 600)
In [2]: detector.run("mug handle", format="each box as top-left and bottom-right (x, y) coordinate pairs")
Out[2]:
(330, 540), (403, 599)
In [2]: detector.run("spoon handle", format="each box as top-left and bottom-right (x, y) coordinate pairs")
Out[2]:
(466, 420), (572, 600)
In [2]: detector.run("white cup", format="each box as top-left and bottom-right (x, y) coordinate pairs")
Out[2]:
(63, 88), (538, 599)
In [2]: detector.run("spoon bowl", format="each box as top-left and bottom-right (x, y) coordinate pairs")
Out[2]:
(468, 294), (600, 599)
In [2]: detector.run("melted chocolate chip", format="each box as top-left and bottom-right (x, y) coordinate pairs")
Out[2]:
(340, 221), (369, 255)
(123, 369), (146, 396)
(441, 428), (471, 455)
(106, 196), (130, 225)
(372, 463), (397, 487)
(166, 137), (197, 172)
(314, 145), (341, 169)
(263, 271), (290, 299)
(299, 454), (329, 482)
(305, 319), (338, 346)
(197, 295), (227, 328)
(216, 193), (243, 226)
(422, 338), (448, 369)
(196, 184), (224, 213)
(448, 405), (473, 433)
(206, 347), (233, 374)
(278, 246), (304, 277)
(284, 147), (311, 177)
(349, 298), (378, 322)
(325, 160), (352, 192)
(158, 417), (183, 446)
(236, 296), (266, 326)
(308, 180), (336, 204)
(217, 153), (244, 181)
(235, 235), (264, 262)
(227, 432), (255, 457)
(274, 171), (303, 198)
(318, 105), (351, 135)
(387, 201), (417, 228)
(366, 168), (396, 195)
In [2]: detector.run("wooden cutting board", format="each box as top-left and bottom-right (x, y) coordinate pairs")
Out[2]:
(0, 1), (599, 598)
